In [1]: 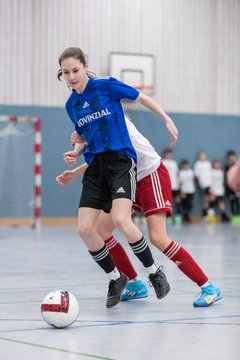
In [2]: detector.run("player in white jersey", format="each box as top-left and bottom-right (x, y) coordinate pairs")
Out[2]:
(57, 117), (222, 307)
(179, 160), (195, 223)
(210, 160), (230, 222)
(194, 151), (212, 219)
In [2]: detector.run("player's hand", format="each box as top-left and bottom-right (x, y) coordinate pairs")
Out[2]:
(166, 118), (178, 148)
(63, 150), (79, 166)
(56, 170), (75, 186)
(70, 131), (86, 146)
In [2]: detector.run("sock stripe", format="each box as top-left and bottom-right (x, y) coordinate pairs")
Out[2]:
(165, 243), (180, 258)
(105, 236), (118, 250)
(131, 238), (148, 253)
(165, 242), (181, 259)
(91, 247), (109, 262)
(168, 244), (181, 258)
(132, 243), (148, 253)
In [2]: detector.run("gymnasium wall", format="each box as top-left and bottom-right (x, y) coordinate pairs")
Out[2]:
(0, 104), (239, 217)
(0, 0), (239, 114)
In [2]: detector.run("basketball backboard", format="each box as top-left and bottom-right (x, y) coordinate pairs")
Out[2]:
(109, 52), (155, 95)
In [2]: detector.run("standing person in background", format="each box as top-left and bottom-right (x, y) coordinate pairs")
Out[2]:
(57, 47), (177, 308)
(194, 151), (212, 221)
(210, 160), (230, 222)
(57, 118), (223, 307)
(162, 148), (181, 223)
(224, 150), (240, 217)
(179, 160), (195, 223)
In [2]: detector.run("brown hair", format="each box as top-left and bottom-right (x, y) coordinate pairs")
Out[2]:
(57, 47), (95, 81)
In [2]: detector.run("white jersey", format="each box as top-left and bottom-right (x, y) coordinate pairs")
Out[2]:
(125, 118), (161, 181)
(162, 159), (179, 190)
(194, 160), (212, 189)
(211, 169), (225, 196)
(179, 169), (195, 194)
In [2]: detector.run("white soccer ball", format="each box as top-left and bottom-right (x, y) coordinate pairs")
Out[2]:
(41, 290), (79, 328)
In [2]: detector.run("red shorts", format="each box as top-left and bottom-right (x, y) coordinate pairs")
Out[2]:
(133, 162), (173, 217)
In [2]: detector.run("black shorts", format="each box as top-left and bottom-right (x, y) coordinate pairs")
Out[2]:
(79, 151), (137, 213)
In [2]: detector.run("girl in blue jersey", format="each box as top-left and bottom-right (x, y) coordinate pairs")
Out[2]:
(58, 47), (178, 308)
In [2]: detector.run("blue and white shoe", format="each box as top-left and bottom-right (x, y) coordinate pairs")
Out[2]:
(121, 280), (148, 301)
(193, 284), (222, 307)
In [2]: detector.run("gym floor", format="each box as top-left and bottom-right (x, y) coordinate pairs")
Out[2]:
(0, 222), (239, 360)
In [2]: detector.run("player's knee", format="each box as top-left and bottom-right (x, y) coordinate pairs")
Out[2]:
(112, 213), (128, 231)
(77, 222), (94, 239)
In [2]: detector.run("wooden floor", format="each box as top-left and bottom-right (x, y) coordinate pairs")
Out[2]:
(0, 222), (239, 360)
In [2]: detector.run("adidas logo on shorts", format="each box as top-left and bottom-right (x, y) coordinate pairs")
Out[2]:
(165, 200), (171, 206)
(116, 187), (126, 193)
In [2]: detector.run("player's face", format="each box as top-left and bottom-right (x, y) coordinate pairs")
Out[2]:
(61, 57), (88, 91)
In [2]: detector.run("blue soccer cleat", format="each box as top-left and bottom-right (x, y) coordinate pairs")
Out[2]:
(121, 280), (148, 301)
(193, 284), (222, 307)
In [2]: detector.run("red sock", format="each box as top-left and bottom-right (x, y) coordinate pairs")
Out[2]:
(105, 236), (137, 280)
(163, 240), (208, 286)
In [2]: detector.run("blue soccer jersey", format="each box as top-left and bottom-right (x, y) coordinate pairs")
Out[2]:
(65, 77), (139, 164)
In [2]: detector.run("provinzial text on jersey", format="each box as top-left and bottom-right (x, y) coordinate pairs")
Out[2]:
(76, 108), (111, 127)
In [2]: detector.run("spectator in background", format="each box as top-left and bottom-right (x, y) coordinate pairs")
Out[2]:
(224, 150), (240, 216)
(179, 160), (195, 223)
(210, 160), (230, 222)
(193, 151), (212, 220)
(162, 148), (181, 223)
(227, 158), (240, 193)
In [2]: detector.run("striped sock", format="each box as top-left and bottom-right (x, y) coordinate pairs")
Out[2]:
(129, 236), (154, 268)
(105, 236), (137, 280)
(163, 240), (208, 286)
(89, 244), (116, 274)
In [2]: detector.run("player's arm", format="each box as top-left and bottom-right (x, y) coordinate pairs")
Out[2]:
(56, 163), (89, 187)
(135, 93), (178, 148)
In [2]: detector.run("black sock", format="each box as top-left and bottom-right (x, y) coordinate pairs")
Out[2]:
(89, 244), (115, 273)
(129, 236), (154, 268)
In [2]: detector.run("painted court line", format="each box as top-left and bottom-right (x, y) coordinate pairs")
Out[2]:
(0, 314), (239, 334)
(0, 336), (114, 360)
